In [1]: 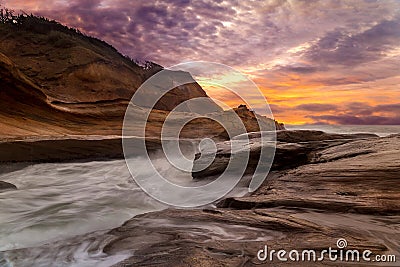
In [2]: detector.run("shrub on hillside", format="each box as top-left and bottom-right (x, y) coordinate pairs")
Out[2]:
(47, 31), (75, 48)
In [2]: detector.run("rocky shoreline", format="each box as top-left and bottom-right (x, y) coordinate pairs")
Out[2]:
(104, 132), (399, 266)
(2, 130), (399, 266)
(107, 132), (400, 266)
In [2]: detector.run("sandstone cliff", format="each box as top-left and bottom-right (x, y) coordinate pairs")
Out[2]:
(0, 15), (283, 140)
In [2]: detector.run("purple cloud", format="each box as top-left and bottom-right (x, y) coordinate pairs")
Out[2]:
(4, 0), (400, 125)
(304, 19), (400, 67)
(9, 0), (397, 69)
(308, 115), (400, 125)
(296, 103), (338, 112)
(306, 102), (400, 125)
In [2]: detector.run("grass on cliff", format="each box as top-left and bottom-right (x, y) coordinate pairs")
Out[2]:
(0, 5), (161, 71)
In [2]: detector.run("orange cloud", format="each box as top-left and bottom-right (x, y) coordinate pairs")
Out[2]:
(4, 0), (400, 125)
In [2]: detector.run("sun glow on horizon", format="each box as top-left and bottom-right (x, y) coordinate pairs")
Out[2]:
(5, 0), (400, 125)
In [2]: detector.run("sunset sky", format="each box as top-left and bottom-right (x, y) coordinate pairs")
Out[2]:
(4, 0), (400, 124)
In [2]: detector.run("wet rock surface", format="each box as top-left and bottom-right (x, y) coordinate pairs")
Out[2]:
(105, 133), (399, 266)
(192, 130), (379, 179)
(4, 207), (395, 266)
(224, 134), (400, 215)
(2, 132), (399, 266)
(104, 208), (395, 267)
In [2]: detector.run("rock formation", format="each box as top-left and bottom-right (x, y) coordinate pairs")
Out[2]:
(5, 133), (399, 266)
(95, 134), (400, 266)
(192, 130), (378, 179)
(0, 180), (17, 192)
(0, 17), (282, 140)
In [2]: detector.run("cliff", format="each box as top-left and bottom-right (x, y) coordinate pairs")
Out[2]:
(0, 15), (282, 140)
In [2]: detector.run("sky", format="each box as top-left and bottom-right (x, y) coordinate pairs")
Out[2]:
(4, 0), (400, 124)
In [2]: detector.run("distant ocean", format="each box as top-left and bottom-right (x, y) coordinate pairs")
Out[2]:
(285, 124), (400, 137)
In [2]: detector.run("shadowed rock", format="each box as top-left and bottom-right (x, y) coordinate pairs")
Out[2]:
(2, 133), (399, 266)
(218, 134), (400, 215)
(0, 20), (283, 139)
(192, 130), (379, 179)
(0, 180), (17, 191)
(3, 208), (393, 266)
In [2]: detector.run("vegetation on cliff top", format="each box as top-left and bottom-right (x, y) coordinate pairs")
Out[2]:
(0, 5), (161, 71)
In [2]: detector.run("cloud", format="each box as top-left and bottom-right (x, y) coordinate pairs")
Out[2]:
(270, 102), (400, 125)
(303, 19), (400, 67)
(268, 104), (286, 114)
(308, 115), (400, 125)
(4, 0), (400, 125)
(296, 103), (338, 112)
(277, 64), (320, 74)
(375, 103), (400, 113)
(306, 102), (400, 125)
(9, 0), (398, 68)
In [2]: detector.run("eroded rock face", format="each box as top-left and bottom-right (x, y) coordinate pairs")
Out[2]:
(102, 208), (392, 267)
(219, 134), (400, 215)
(4, 207), (394, 267)
(192, 130), (379, 179)
(0, 21), (212, 112)
(0, 21), (225, 138)
(0, 29), (282, 140)
(233, 105), (285, 132)
(0, 181), (17, 191)
(106, 134), (399, 266)
(0, 50), (222, 138)
(276, 130), (377, 143)
(3, 133), (399, 266)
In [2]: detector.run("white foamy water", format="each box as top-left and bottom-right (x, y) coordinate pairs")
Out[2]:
(0, 149), (249, 266)
(0, 159), (164, 252)
(1, 126), (398, 266)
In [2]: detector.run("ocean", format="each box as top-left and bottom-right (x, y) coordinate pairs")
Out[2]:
(285, 124), (400, 137)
